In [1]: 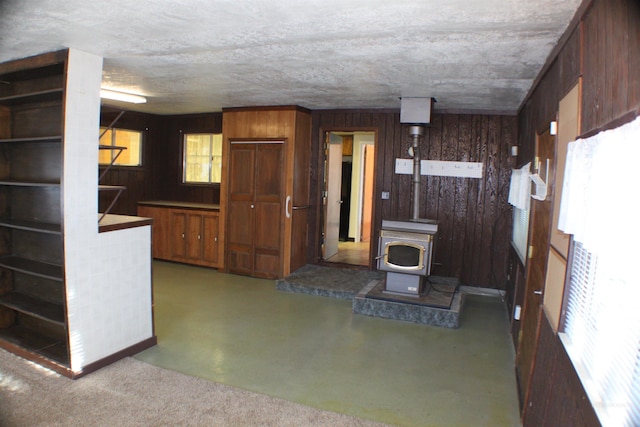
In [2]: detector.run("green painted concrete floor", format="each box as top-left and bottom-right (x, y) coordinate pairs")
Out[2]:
(135, 261), (521, 427)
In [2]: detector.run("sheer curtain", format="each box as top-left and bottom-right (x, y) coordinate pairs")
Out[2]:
(558, 117), (640, 426)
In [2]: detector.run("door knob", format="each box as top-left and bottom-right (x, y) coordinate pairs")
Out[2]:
(250, 204), (255, 209)
(534, 290), (543, 295)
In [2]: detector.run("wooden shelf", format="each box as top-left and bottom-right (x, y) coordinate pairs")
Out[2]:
(98, 214), (152, 233)
(0, 218), (61, 234)
(0, 88), (63, 106)
(99, 184), (127, 191)
(0, 325), (69, 366)
(99, 144), (128, 150)
(0, 292), (65, 326)
(0, 136), (62, 144)
(0, 179), (60, 187)
(0, 256), (63, 281)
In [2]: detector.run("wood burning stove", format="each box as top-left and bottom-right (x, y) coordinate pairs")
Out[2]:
(377, 219), (437, 295)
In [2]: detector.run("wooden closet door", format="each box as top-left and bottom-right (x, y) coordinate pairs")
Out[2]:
(227, 145), (256, 275)
(226, 142), (284, 278)
(253, 143), (283, 278)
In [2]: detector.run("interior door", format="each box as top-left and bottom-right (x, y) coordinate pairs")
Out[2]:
(360, 144), (375, 243)
(516, 129), (556, 406)
(227, 142), (283, 278)
(323, 138), (342, 259)
(253, 143), (283, 278)
(227, 144), (256, 275)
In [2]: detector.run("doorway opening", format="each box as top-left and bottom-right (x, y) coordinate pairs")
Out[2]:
(322, 131), (375, 267)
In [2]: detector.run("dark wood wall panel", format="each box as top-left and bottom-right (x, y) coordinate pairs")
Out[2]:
(581, 0), (640, 133)
(99, 108), (160, 215)
(515, 0), (639, 422)
(516, 22), (581, 167)
(519, 0), (640, 162)
(154, 113), (222, 205)
(522, 309), (600, 426)
(99, 109), (222, 215)
(311, 110), (515, 288)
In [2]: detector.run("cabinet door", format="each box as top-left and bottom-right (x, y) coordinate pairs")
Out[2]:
(171, 211), (188, 259)
(202, 213), (219, 266)
(185, 213), (203, 260)
(137, 206), (171, 260)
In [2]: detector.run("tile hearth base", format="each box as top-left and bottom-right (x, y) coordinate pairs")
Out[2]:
(353, 279), (464, 329)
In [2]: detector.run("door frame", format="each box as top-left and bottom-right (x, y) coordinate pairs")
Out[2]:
(516, 128), (556, 408)
(317, 127), (378, 268)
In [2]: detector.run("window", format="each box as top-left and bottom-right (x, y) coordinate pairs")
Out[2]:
(558, 117), (640, 426)
(512, 206), (530, 262)
(99, 127), (142, 166)
(508, 162), (531, 262)
(183, 133), (222, 184)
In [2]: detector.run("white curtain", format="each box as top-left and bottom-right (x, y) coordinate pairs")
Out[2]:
(559, 116), (640, 426)
(559, 117), (640, 273)
(508, 162), (531, 210)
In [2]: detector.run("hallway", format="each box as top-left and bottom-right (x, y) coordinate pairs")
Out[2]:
(136, 261), (521, 427)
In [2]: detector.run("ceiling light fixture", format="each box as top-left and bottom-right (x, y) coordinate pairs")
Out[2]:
(100, 88), (147, 104)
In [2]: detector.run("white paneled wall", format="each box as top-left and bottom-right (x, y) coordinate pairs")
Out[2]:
(63, 49), (154, 372)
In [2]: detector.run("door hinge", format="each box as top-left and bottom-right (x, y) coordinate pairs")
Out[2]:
(528, 245), (534, 259)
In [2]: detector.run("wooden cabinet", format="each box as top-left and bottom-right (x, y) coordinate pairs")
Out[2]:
(221, 106), (312, 279)
(138, 202), (220, 268)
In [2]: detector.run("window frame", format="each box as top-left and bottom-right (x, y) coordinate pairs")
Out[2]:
(181, 132), (223, 186)
(99, 126), (144, 168)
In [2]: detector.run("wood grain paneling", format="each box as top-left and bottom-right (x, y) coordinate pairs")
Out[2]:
(311, 110), (516, 288)
(515, 0), (639, 421)
(522, 309), (601, 427)
(99, 109), (222, 215)
(581, 0), (640, 133)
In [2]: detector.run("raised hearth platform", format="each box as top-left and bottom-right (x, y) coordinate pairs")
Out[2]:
(353, 276), (463, 329)
(277, 265), (464, 328)
(275, 264), (383, 300)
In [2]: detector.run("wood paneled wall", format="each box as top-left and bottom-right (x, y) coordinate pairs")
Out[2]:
(581, 0), (640, 133)
(99, 108), (160, 215)
(311, 110), (516, 288)
(515, 0), (640, 422)
(518, 0), (640, 165)
(99, 109), (222, 215)
(522, 309), (600, 426)
(154, 112), (222, 204)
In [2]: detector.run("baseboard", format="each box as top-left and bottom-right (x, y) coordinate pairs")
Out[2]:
(72, 335), (158, 379)
(459, 285), (505, 298)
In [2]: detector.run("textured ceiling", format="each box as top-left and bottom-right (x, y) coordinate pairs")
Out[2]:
(0, 0), (582, 115)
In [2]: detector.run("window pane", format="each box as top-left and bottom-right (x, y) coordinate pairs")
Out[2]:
(183, 133), (222, 184)
(114, 129), (142, 166)
(99, 127), (142, 166)
(98, 128), (113, 164)
(211, 134), (223, 183)
(512, 207), (530, 262)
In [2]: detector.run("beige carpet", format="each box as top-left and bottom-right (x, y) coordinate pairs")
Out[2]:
(0, 349), (389, 426)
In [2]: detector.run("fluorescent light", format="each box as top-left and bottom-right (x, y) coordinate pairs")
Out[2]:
(100, 88), (147, 104)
